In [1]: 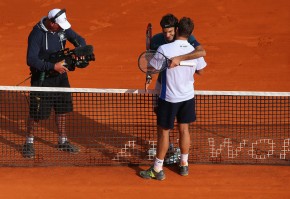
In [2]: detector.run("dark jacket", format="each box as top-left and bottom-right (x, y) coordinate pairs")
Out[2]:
(27, 17), (86, 72)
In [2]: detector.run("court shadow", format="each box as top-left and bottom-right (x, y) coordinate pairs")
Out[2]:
(0, 91), (58, 153)
(0, 90), (156, 164)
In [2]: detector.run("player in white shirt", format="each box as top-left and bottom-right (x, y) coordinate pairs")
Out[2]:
(140, 17), (207, 180)
(157, 43), (206, 103)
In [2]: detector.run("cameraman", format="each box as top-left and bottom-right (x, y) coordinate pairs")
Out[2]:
(23, 8), (86, 158)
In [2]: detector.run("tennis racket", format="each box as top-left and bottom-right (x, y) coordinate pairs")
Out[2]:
(146, 23), (152, 51)
(138, 50), (196, 74)
(145, 23), (153, 87)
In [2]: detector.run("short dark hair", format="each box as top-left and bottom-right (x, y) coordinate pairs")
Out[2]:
(160, 14), (178, 28)
(177, 17), (194, 38)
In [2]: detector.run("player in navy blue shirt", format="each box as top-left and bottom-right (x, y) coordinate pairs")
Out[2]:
(150, 31), (200, 51)
(145, 13), (206, 90)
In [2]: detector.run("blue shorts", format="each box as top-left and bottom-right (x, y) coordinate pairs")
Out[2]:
(157, 98), (196, 129)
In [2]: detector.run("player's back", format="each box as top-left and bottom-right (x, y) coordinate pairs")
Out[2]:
(158, 39), (194, 59)
(158, 40), (196, 103)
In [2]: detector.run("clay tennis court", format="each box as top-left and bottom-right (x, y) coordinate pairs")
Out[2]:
(0, 0), (289, 198)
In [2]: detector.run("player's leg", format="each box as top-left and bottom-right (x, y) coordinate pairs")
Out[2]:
(178, 123), (190, 176)
(154, 126), (170, 171)
(179, 123), (190, 160)
(140, 126), (169, 181)
(153, 93), (178, 164)
(176, 98), (196, 176)
(140, 98), (177, 180)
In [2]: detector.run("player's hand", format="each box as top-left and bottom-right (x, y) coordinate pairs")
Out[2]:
(169, 56), (181, 68)
(145, 74), (152, 93)
(145, 80), (152, 93)
(54, 60), (69, 74)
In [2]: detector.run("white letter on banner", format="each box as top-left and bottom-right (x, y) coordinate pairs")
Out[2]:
(147, 140), (157, 160)
(248, 139), (275, 159)
(280, 139), (290, 159)
(208, 138), (247, 158)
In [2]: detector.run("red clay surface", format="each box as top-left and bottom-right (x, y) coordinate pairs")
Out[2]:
(0, 0), (289, 198)
(0, 165), (289, 199)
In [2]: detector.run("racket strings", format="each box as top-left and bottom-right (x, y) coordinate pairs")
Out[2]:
(138, 51), (169, 74)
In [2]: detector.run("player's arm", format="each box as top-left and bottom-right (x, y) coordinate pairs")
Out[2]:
(189, 45), (206, 58)
(170, 45), (206, 67)
(170, 36), (206, 67)
(195, 57), (207, 75)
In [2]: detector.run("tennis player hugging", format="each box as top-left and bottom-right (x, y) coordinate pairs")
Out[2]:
(140, 17), (207, 180)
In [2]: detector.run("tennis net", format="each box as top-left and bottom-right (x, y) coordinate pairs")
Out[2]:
(0, 86), (289, 166)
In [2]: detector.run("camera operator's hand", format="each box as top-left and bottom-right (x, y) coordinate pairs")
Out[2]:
(54, 60), (69, 74)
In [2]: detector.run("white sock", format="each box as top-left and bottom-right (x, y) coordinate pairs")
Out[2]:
(180, 154), (189, 166)
(26, 136), (34, 144)
(59, 136), (67, 144)
(153, 157), (164, 172)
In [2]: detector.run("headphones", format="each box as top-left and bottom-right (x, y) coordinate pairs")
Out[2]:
(50, 9), (66, 23)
